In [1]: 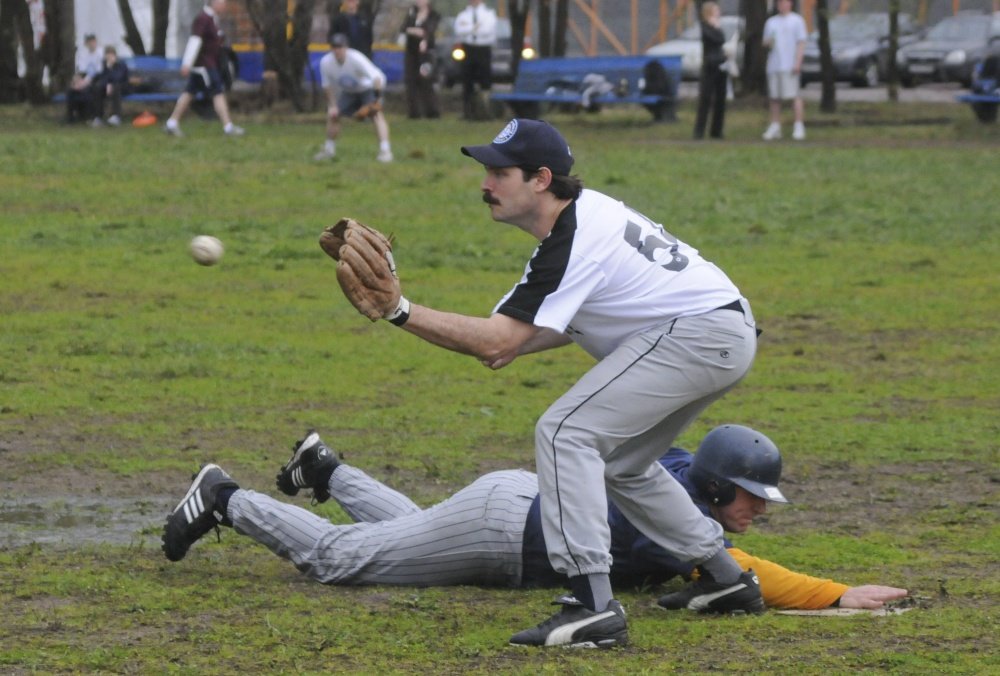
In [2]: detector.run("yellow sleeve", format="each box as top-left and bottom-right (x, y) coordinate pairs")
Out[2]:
(727, 547), (850, 610)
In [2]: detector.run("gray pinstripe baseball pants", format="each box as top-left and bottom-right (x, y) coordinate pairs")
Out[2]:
(227, 466), (536, 586)
(536, 304), (757, 578)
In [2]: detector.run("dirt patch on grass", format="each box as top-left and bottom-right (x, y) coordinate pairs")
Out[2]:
(1, 421), (997, 549)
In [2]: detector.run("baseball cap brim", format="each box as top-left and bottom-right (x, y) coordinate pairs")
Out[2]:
(461, 144), (521, 168)
(733, 477), (790, 504)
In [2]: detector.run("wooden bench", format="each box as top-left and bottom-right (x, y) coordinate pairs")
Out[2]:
(491, 55), (682, 121)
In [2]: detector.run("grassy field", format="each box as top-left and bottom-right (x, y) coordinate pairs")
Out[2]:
(1, 96), (998, 674)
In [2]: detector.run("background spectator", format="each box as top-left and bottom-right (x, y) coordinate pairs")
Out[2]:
(399, 0), (441, 119)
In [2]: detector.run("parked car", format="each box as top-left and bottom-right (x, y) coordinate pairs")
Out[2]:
(801, 12), (921, 87)
(436, 16), (536, 88)
(645, 16), (743, 81)
(896, 11), (1000, 87)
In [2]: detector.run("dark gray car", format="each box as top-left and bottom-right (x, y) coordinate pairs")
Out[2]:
(435, 16), (536, 89)
(897, 11), (1000, 87)
(801, 12), (921, 87)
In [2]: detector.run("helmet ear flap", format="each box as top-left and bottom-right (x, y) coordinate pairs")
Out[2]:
(705, 479), (736, 506)
(705, 479), (722, 504)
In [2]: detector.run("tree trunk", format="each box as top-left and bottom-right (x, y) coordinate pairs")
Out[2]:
(815, 0), (835, 112)
(44, 0), (76, 94)
(537, 0), (551, 57)
(116, 0), (146, 55)
(14, 0), (46, 102)
(244, 0), (317, 111)
(152, 0), (169, 55)
(886, 0), (899, 102)
(741, 0), (767, 97)
(289, 0), (315, 106)
(554, 0), (568, 57)
(0, 0), (22, 103)
(508, 0), (529, 79)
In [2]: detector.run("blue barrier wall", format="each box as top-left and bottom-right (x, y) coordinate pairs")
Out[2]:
(235, 49), (404, 85)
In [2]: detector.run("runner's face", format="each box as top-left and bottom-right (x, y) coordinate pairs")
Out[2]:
(710, 486), (767, 534)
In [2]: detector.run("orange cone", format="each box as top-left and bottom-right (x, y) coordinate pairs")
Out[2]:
(132, 110), (158, 128)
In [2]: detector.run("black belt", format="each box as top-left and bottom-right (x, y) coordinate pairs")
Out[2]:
(717, 299), (744, 314)
(717, 298), (762, 337)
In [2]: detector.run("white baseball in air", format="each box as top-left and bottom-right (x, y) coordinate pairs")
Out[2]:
(190, 235), (224, 266)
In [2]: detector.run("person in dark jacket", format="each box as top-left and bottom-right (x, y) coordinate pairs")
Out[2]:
(330, 0), (375, 57)
(91, 46), (130, 127)
(693, 1), (729, 139)
(399, 0), (441, 118)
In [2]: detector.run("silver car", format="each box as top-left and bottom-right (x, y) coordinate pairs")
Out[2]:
(645, 17), (743, 81)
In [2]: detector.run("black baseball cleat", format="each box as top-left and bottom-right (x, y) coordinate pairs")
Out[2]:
(509, 596), (628, 648)
(162, 464), (239, 562)
(275, 430), (339, 503)
(657, 570), (766, 614)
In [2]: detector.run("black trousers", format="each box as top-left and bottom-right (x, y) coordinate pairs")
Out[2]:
(94, 84), (124, 119)
(460, 44), (492, 118)
(693, 66), (728, 139)
(403, 52), (440, 118)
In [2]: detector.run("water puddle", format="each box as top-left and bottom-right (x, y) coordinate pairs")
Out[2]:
(0, 496), (173, 548)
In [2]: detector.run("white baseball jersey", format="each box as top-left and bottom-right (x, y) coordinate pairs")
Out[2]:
(763, 12), (807, 74)
(319, 48), (386, 95)
(493, 189), (742, 360)
(454, 3), (498, 46)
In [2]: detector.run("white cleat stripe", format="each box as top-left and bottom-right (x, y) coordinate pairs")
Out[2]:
(688, 582), (748, 610)
(544, 610), (618, 646)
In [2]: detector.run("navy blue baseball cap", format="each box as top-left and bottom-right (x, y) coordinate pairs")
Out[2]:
(461, 118), (574, 176)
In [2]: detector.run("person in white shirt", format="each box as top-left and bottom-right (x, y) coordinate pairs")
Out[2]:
(762, 0), (808, 140)
(315, 33), (393, 163)
(453, 0), (497, 120)
(66, 34), (103, 123)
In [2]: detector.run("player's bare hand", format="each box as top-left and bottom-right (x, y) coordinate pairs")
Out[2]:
(181, 65), (191, 77)
(838, 585), (909, 609)
(481, 354), (516, 370)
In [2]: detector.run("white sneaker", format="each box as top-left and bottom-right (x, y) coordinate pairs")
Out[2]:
(90, 117), (104, 128)
(313, 148), (336, 161)
(165, 122), (183, 138)
(224, 124), (245, 137)
(792, 122), (806, 140)
(376, 149), (394, 163)
(107, 115), (121, 127)
(762, 123), (781, 141)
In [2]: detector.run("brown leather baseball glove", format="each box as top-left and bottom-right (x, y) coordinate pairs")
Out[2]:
(353, 98), (382, 121)
(319, 218), (400, 322)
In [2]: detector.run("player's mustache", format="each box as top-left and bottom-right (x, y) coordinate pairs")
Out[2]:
(482, 191), (500, 205)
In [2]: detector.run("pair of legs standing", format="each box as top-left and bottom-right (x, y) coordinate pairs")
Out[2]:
(315, 90), (393, 163)
(403, 53), (440, 119)
(521, 304), (763, 646)
(763, 71), (805, 140)
(694, 67), (728, 139)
